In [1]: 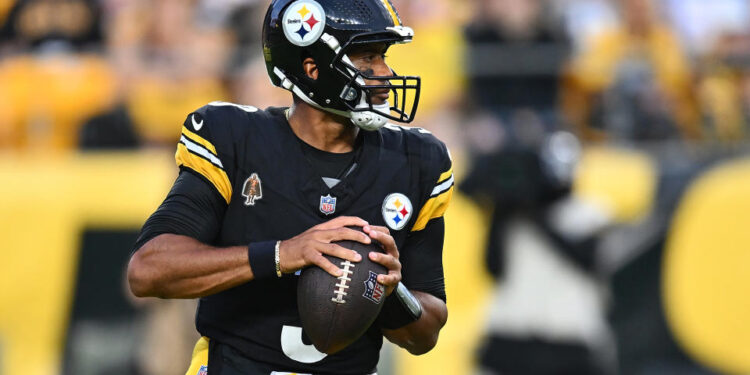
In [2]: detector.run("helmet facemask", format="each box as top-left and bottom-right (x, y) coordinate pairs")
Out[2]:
(330, 30), (421, 130)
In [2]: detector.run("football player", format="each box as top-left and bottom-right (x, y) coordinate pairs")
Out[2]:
(127, 0), (453, 374)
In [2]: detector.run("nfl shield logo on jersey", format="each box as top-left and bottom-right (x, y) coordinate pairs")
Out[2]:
(319, 194), (337, 215)
(382, 193), (412, 230)
(197, 365), (208, 375)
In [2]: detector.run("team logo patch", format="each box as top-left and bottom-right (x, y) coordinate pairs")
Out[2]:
(242, 173), (263, 206)
(319, 194), (337, 215)
(282, 0), (326, 47)
(197, 365), (208, 375)
(363, 271), (385, 304)
(382, 193), (412, 230)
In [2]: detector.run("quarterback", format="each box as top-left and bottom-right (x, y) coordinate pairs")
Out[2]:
(127, 0), (453, 374)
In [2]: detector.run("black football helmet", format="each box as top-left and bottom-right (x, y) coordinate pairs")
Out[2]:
(262, 0), (421, 130)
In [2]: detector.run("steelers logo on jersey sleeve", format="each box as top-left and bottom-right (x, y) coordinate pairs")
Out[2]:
(382, 193), (412, 230)
(282, 0), (326, 47)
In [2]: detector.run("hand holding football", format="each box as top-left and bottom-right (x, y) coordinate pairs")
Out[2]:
(297, 237), (388, 354)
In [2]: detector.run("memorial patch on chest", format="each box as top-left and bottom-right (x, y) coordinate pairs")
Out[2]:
(242, 173), (263, 206)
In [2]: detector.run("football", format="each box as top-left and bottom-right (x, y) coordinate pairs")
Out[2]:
(297, 234), (388, 354)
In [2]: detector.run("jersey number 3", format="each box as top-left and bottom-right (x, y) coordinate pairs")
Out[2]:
(281, 325), (327, 363)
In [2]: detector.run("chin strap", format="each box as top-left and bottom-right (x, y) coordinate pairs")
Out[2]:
(273, 66), (389, 131)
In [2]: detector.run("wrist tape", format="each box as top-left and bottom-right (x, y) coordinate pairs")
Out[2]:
(378, 282), (423, 329)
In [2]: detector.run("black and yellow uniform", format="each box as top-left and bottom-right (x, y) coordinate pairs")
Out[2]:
(135, 102), (453, 374)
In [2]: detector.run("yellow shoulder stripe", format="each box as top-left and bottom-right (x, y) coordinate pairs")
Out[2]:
(184, 337), (209, 375)
(176, 144), (232, 203)
(412, 166), (455, 231)
(437, 167), (453, 184)
(412, 185), (453, 231)
(182, 126), (217, 155)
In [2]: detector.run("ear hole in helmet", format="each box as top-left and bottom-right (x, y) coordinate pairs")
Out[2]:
(300, 50), (317, 80)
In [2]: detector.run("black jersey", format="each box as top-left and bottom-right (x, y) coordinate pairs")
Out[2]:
(150, 102), (453, 374)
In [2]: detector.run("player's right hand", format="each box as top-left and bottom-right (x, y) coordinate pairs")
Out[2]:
(279, 216), (370, 277)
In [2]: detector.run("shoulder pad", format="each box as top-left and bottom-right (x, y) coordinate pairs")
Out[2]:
(175, 102), (260, 204)
(205, 101), (260, 113)
(380, 124), (453, 232)
(192, 101), (260, 129)
(380, 123), (450, 172)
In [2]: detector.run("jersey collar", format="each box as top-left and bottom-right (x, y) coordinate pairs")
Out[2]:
(270, 107), (382, 217)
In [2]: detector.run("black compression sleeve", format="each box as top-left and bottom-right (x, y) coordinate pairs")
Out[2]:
(400, 218), (447, 302)
(132, 169), (227, 252)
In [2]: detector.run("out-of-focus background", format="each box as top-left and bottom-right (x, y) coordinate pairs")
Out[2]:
(1, 0), (750, 374)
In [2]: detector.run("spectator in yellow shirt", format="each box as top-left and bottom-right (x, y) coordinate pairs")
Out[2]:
(564, 0), (700, 141)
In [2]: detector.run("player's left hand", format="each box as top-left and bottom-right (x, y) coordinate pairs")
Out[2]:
(363, 225), (401, 296)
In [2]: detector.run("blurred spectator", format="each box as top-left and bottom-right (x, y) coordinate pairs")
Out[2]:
(0, 53), (117, 150)
(459, 3), (620, 373)
(695, 33), (750, 141)
(459, 0), (572, 194)
(464, 0), (570, 128)
(226, 55), (290, 110)
(0, 0), (117, 151)
(0, 0), (13, 27)
(462, 130), (615, 375)
(0, 0), (103, 52)
(563, 0), (700, 142)
(106, 0), (231, 147)
(550, 0), (618, 54)
(78, 105), (140, 150)
(219, 0), (266, 75)
(380, 0), (469, 156)
(387, 0), (467, 120)
(666, 0), (750, 142)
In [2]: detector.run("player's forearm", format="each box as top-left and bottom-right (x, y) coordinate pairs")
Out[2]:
(127, 233), (253, 299)
(382, 291), (448, 355)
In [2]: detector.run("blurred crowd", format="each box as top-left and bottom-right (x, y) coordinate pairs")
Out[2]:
(3, 0), (749, 374)
(1, 0), (750, 151)
(0, 0), (288, 151)
(457, 1), (750, 374)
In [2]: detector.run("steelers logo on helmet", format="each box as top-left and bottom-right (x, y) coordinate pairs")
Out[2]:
(282, 0), (326, 47)
(382, 193), (412, 230)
